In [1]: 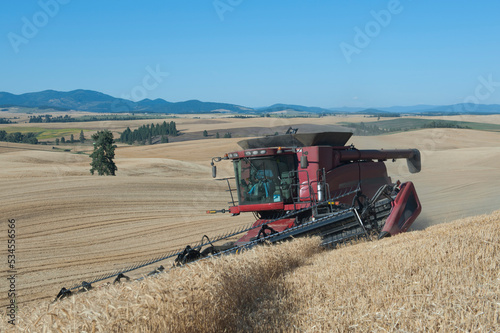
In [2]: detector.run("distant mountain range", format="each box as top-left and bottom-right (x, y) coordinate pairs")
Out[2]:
(1, 90), (499, 115)
(0, 90), (251, 114)
(257, 103), (332, 114)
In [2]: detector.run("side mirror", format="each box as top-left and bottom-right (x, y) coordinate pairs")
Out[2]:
(212, 164), (217, 178)
(300, 155), (308, 169)
(407, 149), (421, 174)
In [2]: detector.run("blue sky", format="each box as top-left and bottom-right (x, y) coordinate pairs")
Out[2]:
(1, 0), (499, 108)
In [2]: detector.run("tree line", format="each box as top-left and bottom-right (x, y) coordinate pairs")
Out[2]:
(347, 122), (389, 136)
(0, 118), (12, 124)
(347, 119), (473, 136)
(421, 121), (471, 129)
(29, 115), (75, 123)
(0, 130), (38, 144)
(55, 130), (86, 145)
(28, 114), (169, 123)
(120, 121), (178, 145)
(203, 130), (232, 138)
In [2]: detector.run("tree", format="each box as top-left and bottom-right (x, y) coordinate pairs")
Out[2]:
(203, 130), (208, 137)
(216, 132), (220, 138)
(120, 127), (132, 144)
(80, 130), (85, 143)
(119, 121), (178, 144)
(61, 137), (66, 143)
(70, 134), (74, 143)
(90, 130), (117, 176)
(0, 131), (37, 144)
(161, 135), (168, 143)
(169, 121), (178, 136)
(55, 138), (59, 145)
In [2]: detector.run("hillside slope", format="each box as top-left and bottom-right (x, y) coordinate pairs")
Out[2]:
(0, 127), (499, 310)
(6, 210), (499, 332)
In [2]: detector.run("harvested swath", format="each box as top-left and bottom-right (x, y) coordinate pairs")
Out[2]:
(3, 211), (498, 332)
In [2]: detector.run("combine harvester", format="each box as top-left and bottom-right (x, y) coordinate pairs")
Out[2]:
(55, 131), (422, 300)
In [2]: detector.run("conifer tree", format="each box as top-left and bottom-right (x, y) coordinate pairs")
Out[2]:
(90, 130), (117, 176)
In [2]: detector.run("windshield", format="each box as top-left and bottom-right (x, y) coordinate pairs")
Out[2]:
(233, 155), (296, 205)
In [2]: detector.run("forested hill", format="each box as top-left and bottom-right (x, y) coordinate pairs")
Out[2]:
(1, 89), (500, 114)
(0, 90), (251, 114)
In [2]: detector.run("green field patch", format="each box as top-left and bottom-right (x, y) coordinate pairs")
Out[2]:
(0, 126), (85, 139)
(375, 118), (500, 131)
(340, 118), (500, 135)
(75, 114), (171, 121)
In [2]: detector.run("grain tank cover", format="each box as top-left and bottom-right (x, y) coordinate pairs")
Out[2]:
(237, 131), (353, 149)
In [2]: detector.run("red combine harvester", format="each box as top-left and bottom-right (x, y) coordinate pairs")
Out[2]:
(204, 131), (422, 251)
(55, 131), (422, 300)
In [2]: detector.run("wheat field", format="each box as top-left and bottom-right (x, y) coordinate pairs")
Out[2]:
(3, 210), (499, 332)
(0, 116), (499, 331)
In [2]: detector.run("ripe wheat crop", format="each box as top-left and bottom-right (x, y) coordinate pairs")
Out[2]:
(3, 211), (499, 332)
